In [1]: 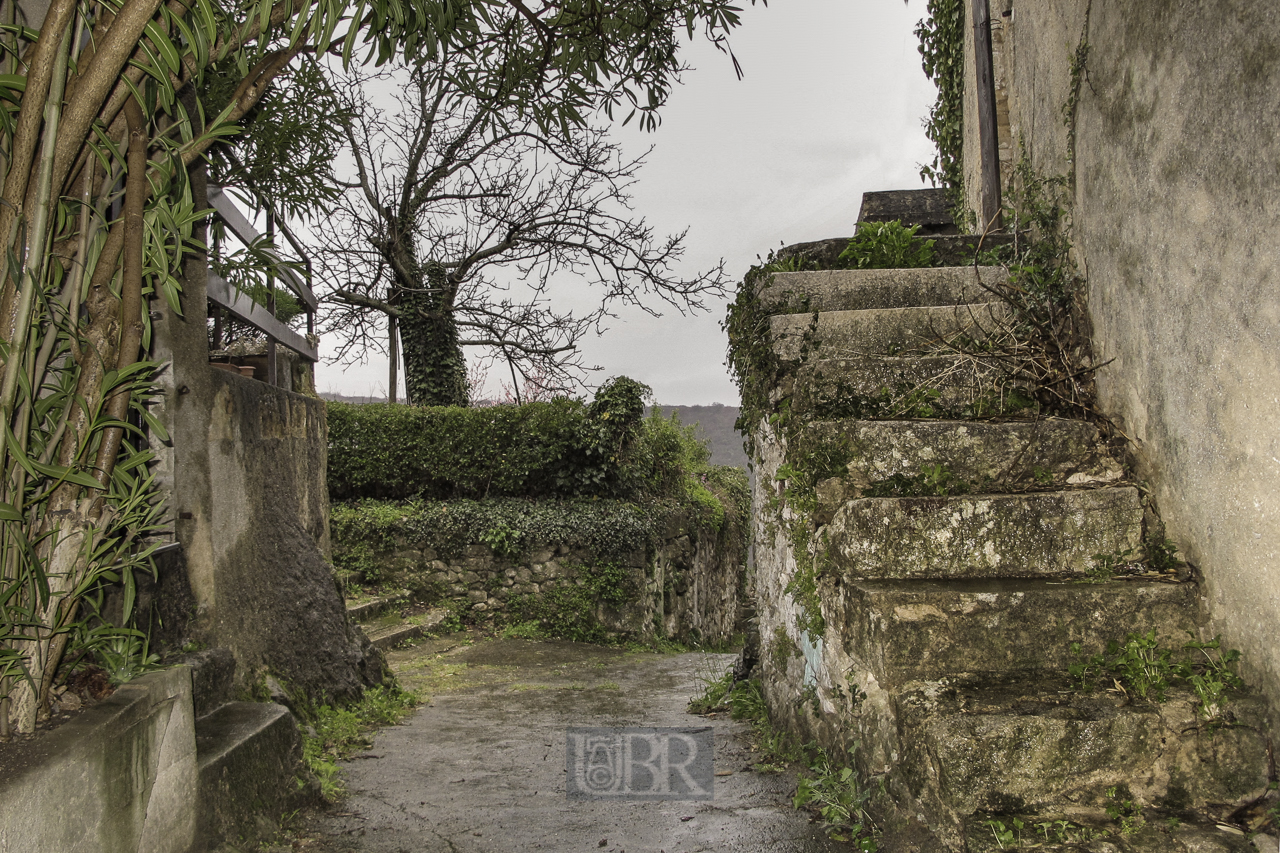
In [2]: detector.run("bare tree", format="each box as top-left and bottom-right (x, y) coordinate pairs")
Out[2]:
(316, 51), (728, 406)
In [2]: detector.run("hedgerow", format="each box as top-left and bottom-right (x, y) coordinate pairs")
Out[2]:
(326, 376), (691, 501)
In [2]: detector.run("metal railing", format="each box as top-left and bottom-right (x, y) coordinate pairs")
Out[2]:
(205, 186), (318, 384)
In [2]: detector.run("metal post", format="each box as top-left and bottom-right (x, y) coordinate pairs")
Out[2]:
(971, 0), (1003, 231)
(266, 208), (278, 386)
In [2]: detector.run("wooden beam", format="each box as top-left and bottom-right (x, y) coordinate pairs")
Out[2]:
(971, 0), (1003, 230)
(207, 273), (318, 362)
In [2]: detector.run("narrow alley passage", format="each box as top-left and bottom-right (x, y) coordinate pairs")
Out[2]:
(294, 638), (845, 853)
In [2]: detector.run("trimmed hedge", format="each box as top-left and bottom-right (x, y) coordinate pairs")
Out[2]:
(327, 377), (653, 501)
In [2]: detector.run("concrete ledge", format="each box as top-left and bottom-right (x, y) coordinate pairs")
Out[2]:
(0, 667), (196, 853)
(195, 701), (306, 848)
(759, 266), (1005, 313)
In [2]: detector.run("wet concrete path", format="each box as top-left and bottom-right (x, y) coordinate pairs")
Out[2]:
(298, 635), (846, 853)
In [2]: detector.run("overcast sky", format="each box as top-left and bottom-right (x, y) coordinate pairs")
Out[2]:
(315, 0), (939, 405)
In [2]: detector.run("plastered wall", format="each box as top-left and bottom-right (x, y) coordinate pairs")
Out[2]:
(966, 0), (1280, 707)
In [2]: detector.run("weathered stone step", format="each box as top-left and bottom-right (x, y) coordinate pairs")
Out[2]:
(771, 233), (1014, 270)
(804, 418), (1123, 490)
(364, 607), (450, 650)
(897, 674), (1270, 839)
(833, 578), (1198, 686)
(196, 701), (306, 844)
(759, 266), (1005, 314)
(770, 302), (1008, 362)
(346, 589), (411, 622)
(961, 816), (1256, 853)
(821, 487), (1142, 581)
(788, 355), (1028, 418)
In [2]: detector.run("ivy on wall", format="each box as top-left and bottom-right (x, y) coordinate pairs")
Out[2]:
(916, 0), (966, 194)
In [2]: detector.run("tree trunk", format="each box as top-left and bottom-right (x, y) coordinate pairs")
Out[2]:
(398, 262), (468, 407)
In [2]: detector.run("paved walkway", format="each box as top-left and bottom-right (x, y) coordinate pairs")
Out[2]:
(298, 637), (845, 853)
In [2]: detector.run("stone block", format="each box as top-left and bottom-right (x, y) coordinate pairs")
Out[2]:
(896, 675), (1271, 817)
(195, 700), (304, 848)
(805, 418), (1122, 490)
(759, 266), (1004, 314)
(831, 578), (1199, 685)
(770, 302), (1008, 361)
(790, 354), (1021, 416)
(823, 487), (1143, 580)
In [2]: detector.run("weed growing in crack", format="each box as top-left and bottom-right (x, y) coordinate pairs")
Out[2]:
(1105, 787), (1146, 836)
(793, 744), (882, 849)
(1069, 631), (1245, 720)
(837, 221), (936, 270)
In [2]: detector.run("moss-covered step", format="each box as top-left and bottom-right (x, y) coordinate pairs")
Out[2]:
(896, 676), (1274, 814)
(895, 674), (1271, 822)
(961, 816), (1257, 853)
(804, 418), (1124, 491)
(821, 487), (1142, 580)
(770, 302), (1009, 362)
(758, 266), (1006, 314)
(785, 354), (1027, 418)
(828, 578), (1198, 685)
(346, 589), (412, 622)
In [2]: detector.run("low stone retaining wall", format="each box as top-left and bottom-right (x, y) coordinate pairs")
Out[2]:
(336, 504), (747, 645)
(0, 667), (196, 853)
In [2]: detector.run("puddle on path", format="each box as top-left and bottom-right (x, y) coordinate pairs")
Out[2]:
(285, 632), (847, 853)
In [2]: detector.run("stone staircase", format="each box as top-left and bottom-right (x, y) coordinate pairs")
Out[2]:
(748, 259), (1272, 851)
(346, 590), (452, 650)
(178, 648), (313, 849)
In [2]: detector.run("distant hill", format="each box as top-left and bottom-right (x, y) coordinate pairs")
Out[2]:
(320, 393), (747, 470)
(648, 404), (747, 470)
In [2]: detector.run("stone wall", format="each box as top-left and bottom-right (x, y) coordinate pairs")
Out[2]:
(963, 0), (1280, 708)
(338, 507), (746, 646)
(147, 164), (383, 703)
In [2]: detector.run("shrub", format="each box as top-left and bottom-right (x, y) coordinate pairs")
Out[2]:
(837, 221), (936, 270)
(327, 377), (736, 505)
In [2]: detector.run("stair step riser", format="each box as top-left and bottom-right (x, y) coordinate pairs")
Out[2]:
(909, 703), (1271, 816)
(346, 591), (409, 623)
(806, 419), (1120, 490)
(760, 266), (1005, 313)
(830, 580), (1199, 686)
(824, 488), (1142, 581)
(789, 356), (1025, 417)
(771, 303), (1009, 362)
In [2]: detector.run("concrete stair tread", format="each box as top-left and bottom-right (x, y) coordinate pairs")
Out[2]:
(804, 417), (1124, 489)
(195, 701), (306, 845)
(770, 301), (1009, 361)
(822, 485), (1142, 580)
(364, 607), (450, 650)
(771, 234), (1014, 270)
(345, 589), (411, 622)
(838, 578), (1199, 685)
(759, 266), (1006, 313)
(195, 701), (293, 770)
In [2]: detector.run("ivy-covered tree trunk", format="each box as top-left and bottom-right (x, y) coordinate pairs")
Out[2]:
(398, 262), (469, 407)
